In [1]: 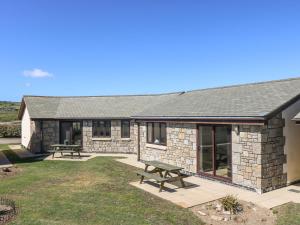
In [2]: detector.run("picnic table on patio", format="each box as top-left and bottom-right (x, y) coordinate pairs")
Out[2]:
(48, 144), (81, 158)
(137, 160), (186, 192)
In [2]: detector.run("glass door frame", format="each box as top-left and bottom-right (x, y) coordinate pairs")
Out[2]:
(196, 124), (232, 182)
(59, 120), (83, 146)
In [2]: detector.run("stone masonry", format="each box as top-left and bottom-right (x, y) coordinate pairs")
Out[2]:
(82, 120), (138, 153)
(232, 113), (286, 193)
(28, 116), (287, 193)
(139, 122), (197, 173)
(27, 119), (137, 154)
(42, 120), (59, 152)
(27, 120), (42, 153)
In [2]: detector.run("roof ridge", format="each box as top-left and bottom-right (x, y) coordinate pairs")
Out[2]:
(23, 92), (184, 98)
(185, 77), (300, 93)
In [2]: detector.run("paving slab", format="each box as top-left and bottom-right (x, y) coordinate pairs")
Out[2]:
(0, 138), (20, 144)
(8, 144), (21, 150)
(119, 156), (300, 209)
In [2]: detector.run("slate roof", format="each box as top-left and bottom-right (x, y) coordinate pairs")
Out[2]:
(133, 77), (300, 119)
(19, 77), (300, 121)
(20, 93), (182, 119)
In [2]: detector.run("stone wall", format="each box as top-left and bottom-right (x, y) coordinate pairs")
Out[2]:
(28, 120), (42, 153)
(82, 120), (137, 153)
(232, 125), (264, 192)
(139, 122), (197, 173)
(232, 113), (286, 193)
(261, 113), (286, 192)
(42, 120), (59, 152)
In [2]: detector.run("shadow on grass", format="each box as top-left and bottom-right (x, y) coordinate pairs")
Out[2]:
(2, 149), (46, 165)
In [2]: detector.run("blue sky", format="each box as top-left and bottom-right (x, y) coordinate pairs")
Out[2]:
(1, 0), (300, 101)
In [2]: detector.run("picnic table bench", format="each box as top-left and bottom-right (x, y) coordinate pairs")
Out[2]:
(48, 144), (81, 158)
(137, 160), (186, 192)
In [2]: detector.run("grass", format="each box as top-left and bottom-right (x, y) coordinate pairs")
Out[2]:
(0, 113), (19, 122)
(0, 101), (20, 122)
(0, 144), (203, 225)
(275, 202), (300, 225)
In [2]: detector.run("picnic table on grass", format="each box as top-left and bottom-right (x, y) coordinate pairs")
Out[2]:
(137, 160), (186, 192)
(48, 144), (81, 158)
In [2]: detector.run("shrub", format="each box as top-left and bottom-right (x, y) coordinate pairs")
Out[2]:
(221, 195), (242, 215)
(0, 122), (21, 138)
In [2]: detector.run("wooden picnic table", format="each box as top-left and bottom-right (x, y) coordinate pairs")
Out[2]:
(137, 160), (186, 192)
(49, 144), (81, 158)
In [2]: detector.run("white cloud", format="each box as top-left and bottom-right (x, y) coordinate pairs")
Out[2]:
(23, 68), (53, 78)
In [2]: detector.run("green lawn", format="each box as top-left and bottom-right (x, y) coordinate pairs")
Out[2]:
(275, 202), (300, 225)
(0, 101), (20, 122)
(0, 145), (203, 225)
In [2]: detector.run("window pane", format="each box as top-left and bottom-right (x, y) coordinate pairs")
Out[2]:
(100, 121), (104, 136)
(199, 126), (213, 175)
(215, 126), (232, 178)
(147, 123), (153, 143)
(160, 123), (166, 144)
(92, 120), (111, 137)
(153, 123), (160, 144)
(105, 121), (111, 137)
(92, 121), (98, 137)
(121, 121), (130, 138)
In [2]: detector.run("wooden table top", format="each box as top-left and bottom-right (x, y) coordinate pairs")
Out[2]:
(144, 160), (183, 171)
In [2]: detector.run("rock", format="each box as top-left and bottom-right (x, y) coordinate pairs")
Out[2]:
(197, 210), (207, 216)
(215, 203), (222, 212)
(211, 215), (224, 221)
(224, 217), (230, 221)
(252, 207), (257, 211)
(0, 205), (12, 212)
(223, 210), (231, 215)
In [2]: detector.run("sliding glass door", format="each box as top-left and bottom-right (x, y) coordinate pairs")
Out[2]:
(198, 125), (232, 180)
(60, 121), (82, 145)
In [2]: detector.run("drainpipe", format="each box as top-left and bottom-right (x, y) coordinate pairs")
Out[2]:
(137, 121), (141, 161)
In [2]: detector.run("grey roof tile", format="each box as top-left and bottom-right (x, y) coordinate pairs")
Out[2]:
(134, 77), (300, 119)
(23, 93), (182, 119)
(22, 77), (300, 120)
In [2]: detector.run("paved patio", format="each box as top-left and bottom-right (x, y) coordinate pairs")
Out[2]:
(0, 138), (21, 144)
(5, 146), (300, 209)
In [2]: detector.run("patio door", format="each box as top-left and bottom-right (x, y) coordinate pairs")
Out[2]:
(198, 125), (232, 180)
(60, 121), (82, 145)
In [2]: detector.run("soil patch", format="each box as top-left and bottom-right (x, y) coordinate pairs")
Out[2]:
(0, 198), (18, 224)
(0, 167), (21, 178)
(191, 199), (276, 225)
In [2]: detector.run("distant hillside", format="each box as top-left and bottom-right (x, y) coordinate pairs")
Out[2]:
(0, 101), (20, 122)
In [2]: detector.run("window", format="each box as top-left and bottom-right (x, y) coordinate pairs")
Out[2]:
(92, 120), (111, 138)
(147, 122), (166, 145)
(121, 120), (130, 138)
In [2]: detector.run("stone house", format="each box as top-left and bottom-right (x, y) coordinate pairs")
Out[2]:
(18, 78), (300, 193)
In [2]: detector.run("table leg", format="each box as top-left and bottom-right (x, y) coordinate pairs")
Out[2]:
(159, 181), (165, 192)
(140, 176), (144, 184)
(144, 165), (149, 172)
(140, 165), (149, 184)
(176, 171), (185, 187)
(159, 169), (164, 178)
